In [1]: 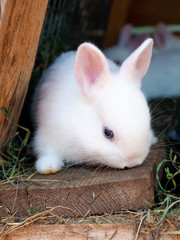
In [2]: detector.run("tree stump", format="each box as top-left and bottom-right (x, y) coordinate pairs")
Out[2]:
(0, 138), (166, 218)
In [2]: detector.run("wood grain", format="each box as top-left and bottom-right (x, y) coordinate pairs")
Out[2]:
(0, 0), (48, 149)
(0, 139), (166, 218)
(0, 223), (176, 240)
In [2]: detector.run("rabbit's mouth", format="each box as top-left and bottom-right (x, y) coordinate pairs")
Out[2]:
(124, 156), (146, 168)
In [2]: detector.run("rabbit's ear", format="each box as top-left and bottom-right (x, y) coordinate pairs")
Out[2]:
(118, 24), (132, 46)
(119, 38), (153, 88)
(153, 23), (169, 48)
(74, 43), (110, 98)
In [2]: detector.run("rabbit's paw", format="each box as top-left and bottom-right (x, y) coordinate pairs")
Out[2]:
(35, 155), (64, 174)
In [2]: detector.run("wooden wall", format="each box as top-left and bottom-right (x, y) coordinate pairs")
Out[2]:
(127, 0), (180, 25)
(103, 0), (180, 48)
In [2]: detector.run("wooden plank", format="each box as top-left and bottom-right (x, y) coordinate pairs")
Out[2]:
(0, 139), (166, 218)
(0, 223), (176, 240)
(103, 0), (132, 48)
(0, 0), (48, 149)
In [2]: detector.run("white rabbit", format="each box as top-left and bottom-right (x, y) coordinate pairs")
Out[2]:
(103, 23), (180, 64)
(103, 24), (132, 65)
(104, 23), (180, 100)
(153, 23), (180, 53)
(103, 24), (154, 65)
(103, 24), (152, 65)
(142, 50), (180, 99)
(32, 39), (154, 174)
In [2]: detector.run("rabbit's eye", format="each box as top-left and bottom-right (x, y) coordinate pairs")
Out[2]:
(104, 127), (114, 139)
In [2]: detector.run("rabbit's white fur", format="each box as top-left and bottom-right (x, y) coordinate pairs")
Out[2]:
(104, 23), (180, 100)
(142, 50), (180, 99)
(32, 39), (154, 174)
(104, 23), (180, 65)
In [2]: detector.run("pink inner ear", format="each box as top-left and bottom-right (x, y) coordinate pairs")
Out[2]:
(135, 48), (152, 80)
(84, 51), (105, 85)
(120, 39), (153, 88)
(74, 43), (110, 95)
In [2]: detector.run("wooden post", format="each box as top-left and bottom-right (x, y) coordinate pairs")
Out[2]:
(0, 0), (48, 149)
(103, 0), (132, 49)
